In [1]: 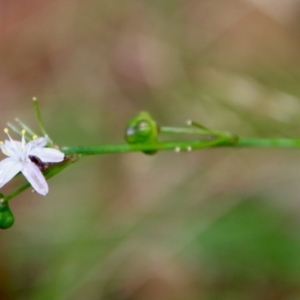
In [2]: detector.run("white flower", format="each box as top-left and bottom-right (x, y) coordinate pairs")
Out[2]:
(0, 128), (64, 196)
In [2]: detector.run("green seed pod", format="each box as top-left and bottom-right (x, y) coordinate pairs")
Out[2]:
(0, 201), (15, 229)
(124, 111), (159, 154)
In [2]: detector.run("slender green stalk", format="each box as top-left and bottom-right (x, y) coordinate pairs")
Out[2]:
(62, 136), (300, 156)
(237, 138), (300, 147)
(1, 182), (31, 203)
(32, 97), (54, 145)
(160, 126), (229, 137)
(62, 137), (235, 156)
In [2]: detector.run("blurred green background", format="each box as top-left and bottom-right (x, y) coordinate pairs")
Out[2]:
(1, 1), (300, 299)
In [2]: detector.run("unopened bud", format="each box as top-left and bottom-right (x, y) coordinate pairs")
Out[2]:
(0, 198), (15, 229)
(124, 111), (159, 154)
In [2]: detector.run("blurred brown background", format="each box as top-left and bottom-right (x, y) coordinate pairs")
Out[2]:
(1, 1), (300, 299)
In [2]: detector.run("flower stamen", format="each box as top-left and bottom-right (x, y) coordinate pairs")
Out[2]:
(4, 128), (13, 142)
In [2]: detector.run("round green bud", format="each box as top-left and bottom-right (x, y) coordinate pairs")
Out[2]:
(124, 111), (159, 154)
(0, 201), (15, 229)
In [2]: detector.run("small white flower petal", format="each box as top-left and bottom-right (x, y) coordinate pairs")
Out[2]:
(24, 137), (47, 157)
(27, 137), (47, 148)
(0, 158), (22, 188)
(29, 148), (64, 163)
(2, 140), (22, 158)
(21, 162), (49, 196)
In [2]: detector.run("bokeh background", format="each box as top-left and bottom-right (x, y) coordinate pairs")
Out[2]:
(1, 1), (300, 299)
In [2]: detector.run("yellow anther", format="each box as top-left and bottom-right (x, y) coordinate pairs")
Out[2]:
(0, 141), (3, 145)
(4, 128), (8, 133)
(2, 149), (7, 154)
(32, 135), (38, 140)
(32, 97), (37, 101)
(21, 129), (26, 135)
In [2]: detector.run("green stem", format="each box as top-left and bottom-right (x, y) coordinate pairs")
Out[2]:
(237, 138), (300, 147)
(160, 126), (229, 137)
(32, 97), (54, 145)
(62, 137), (234, 156)
(62, 137), (300, 156)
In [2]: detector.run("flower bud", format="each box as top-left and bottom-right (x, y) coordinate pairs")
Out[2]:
(124, 112), (159, 154)
(0, 200), (15, 229)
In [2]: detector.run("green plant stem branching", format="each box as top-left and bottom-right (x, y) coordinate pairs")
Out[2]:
(62, 130), (300, 156)
(3, 99), (300, 206)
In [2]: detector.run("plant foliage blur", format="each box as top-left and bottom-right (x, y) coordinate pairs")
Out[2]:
(1, 0), (300, 299)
